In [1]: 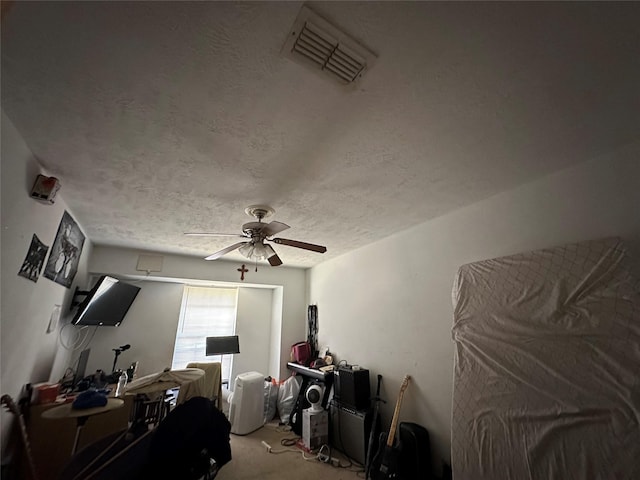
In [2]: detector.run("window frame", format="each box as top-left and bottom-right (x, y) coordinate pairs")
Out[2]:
(170, 285), (238, 382)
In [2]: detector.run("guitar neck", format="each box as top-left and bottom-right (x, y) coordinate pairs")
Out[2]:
(1, 395), (39, 480)
(386, 375), (410, 447)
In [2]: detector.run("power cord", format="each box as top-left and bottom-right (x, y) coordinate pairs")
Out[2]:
(59, 323), (90, 350)
(317, 444), (347, 467)
(261, 405), (365, 473)
(260, 440), (317, 461)
(267, 438), (362, 472)
(280, 437), (298, 447)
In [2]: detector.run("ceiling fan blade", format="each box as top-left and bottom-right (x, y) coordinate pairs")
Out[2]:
(261, 221), (290, 237)
(204, 241), (247, 261)
(272, 238), (327, 253)
(185, 232), (244, 238)
(267, 253), (283, 266)
(265, 244), (283, 266)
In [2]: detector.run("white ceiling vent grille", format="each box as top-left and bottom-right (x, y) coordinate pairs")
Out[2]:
(282, 6), (377, 86)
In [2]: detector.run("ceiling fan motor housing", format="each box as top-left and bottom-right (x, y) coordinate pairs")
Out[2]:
(242, 222), (267, 237)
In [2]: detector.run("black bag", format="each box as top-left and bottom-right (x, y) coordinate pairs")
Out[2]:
(145, 396), (232, 479)
(397, 422), (433, 480)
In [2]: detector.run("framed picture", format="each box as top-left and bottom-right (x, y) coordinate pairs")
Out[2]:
(18, 234), (49, 282)
(43, 211), (85, 288)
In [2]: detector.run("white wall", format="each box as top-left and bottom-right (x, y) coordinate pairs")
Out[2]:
(308, 142), (640, 472)
(269, 286), (284, 380)
(87, 246), (307, 380)
(1, 111), (93, 452)
(234, 288), (274, 381)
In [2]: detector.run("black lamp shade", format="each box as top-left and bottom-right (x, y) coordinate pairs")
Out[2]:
(206, 335), (240, 356)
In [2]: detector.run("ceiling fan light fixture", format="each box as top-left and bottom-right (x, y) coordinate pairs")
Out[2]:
(238, 242), (254, 259)
(252, 242), (268, 260)
(239, 241), (272, 260)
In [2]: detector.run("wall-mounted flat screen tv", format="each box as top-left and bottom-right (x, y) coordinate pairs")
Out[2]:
(72, 275), (141, 327)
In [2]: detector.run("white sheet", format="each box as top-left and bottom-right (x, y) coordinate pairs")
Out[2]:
(451, 237), (640, 480)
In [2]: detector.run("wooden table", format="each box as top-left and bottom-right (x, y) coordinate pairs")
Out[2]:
(29, 396), (132, 479)
(42, 398), (125, 455)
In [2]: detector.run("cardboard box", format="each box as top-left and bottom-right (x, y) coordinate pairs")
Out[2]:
(35, 384), (60, 404)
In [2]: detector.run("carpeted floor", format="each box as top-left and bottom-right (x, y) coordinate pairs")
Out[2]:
(215, 422), (365, 480)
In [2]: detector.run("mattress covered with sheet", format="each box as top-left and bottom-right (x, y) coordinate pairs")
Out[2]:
(451, 238), (640, 480)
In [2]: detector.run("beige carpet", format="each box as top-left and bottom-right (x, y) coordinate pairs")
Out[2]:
(215, 422), (365, 480)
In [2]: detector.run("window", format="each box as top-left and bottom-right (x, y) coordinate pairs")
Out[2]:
(171, 286), (238, 382)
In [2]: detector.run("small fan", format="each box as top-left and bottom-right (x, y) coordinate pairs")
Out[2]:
(185, 205), (327, 266)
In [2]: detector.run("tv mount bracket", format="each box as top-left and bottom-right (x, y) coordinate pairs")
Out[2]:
(70, 286), (90, 309)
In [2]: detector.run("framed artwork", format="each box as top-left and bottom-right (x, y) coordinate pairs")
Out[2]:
(18, 234), (49, 282)
(43, 211), (85, 288)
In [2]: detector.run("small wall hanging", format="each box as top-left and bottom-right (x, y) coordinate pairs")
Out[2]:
(237, 264), (248, 281)
(18, 234), (49, 282)
(43, 210), (85, 288)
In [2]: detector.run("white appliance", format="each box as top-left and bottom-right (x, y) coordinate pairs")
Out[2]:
(228, 371), (265, 435)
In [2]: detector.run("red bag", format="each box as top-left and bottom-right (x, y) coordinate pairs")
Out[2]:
(291, 342), (312, 366)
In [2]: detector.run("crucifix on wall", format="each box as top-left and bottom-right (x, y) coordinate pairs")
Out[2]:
(237, 264), (248, 281)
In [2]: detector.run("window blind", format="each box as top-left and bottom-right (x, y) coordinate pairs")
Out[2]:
(171, 286), (238, 381)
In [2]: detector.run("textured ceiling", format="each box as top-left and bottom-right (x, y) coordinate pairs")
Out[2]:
(2, 1), (639, 268)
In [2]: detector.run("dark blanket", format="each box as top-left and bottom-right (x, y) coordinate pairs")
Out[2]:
(145, 396), (232, 479)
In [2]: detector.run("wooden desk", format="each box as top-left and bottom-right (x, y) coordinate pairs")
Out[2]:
(28, 396), (133, 480)
(42, 398), (125, 455)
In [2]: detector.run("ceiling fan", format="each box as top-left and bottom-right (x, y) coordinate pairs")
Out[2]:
(184, 205), (327, 266)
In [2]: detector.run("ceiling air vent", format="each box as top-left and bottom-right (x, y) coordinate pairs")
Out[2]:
(281, 6), (377, 86)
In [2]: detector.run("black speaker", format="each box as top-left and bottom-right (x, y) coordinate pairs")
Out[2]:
(334, 366), (371, 411)
(329, 402), (379, 465)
